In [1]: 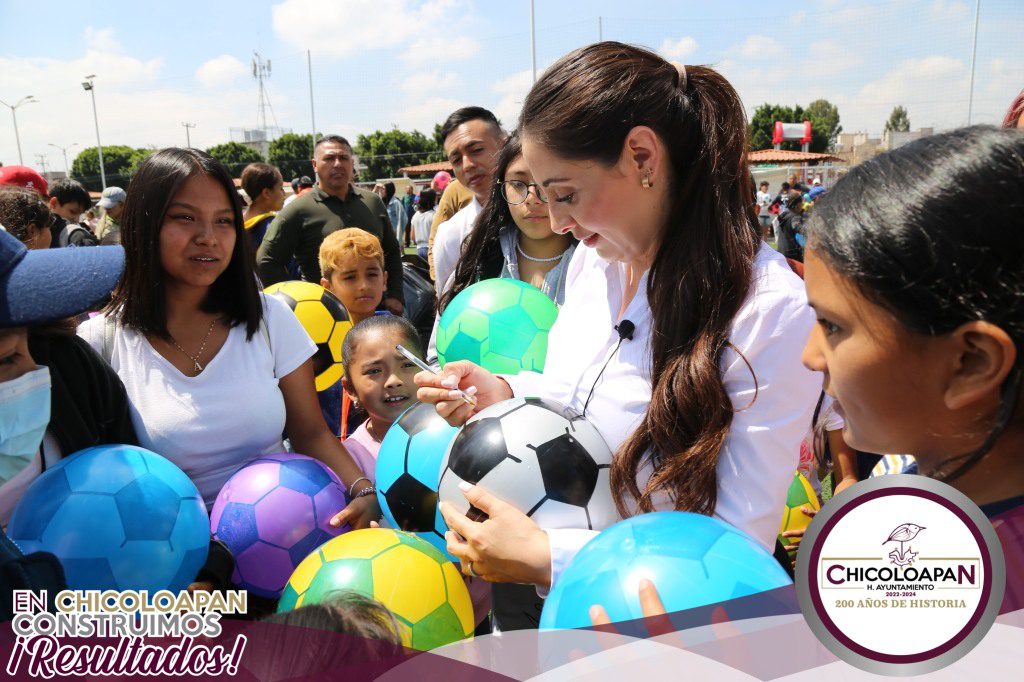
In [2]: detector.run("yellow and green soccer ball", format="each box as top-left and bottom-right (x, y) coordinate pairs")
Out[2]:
(264, 281), (352, 392)
(278, 528), (474, 650)
(778, 471), (821, 554)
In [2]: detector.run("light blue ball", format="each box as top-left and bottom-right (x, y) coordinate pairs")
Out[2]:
(375, 402), (460, 561)
(540, 511), (792, 630)
(8, 444), (209, 592)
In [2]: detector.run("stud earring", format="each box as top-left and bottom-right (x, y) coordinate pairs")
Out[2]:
(641, 174), (652, 189)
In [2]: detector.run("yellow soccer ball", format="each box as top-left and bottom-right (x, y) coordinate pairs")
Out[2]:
(778, 471), (821, 553)
(264, 281), (352, 392)
(278, 528), (474, 650)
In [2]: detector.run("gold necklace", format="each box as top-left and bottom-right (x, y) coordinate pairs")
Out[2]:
(168, 318), (219, 376)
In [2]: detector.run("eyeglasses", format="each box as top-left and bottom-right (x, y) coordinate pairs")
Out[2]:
(499, 179), (547, 205)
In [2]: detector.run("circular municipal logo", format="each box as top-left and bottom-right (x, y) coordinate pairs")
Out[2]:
(796, 475), (1006, 675)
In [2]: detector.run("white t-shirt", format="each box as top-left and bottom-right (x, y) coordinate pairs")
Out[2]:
(411, 209), (435, 248)
(756, 190), (773, 217)
(503, 242), (821, 590)
(78, 294), (317, 507)
(431, 198), (481, 296)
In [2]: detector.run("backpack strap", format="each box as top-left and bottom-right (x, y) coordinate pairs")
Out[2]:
(259, 318), (275, 378)
(101, 316), (116, 365)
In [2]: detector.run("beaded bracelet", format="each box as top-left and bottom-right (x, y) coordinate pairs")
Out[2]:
(348, 476), (370, 497)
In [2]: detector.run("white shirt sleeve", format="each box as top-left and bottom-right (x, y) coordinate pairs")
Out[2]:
(260, 294), (318, 378)
(432, 218), (461, 298)
(712, 263), (820, 551)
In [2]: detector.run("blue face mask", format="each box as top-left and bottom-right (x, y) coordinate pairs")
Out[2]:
(0, 366), (51, 487)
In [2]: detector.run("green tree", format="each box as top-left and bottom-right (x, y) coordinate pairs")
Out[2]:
(269, 133), (316, 181)
(884, 105), (910, 133)
(748, 104), (806, 151)
(127, 147), (157, 175)
(71, 145), (137, 191)
(355, 127), (443, 180)
(433, 122), (446, 148)
(205, 142), (264, 176)
(805, 99), (842, 153)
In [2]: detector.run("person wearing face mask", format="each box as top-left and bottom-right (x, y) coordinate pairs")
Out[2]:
(0, 225), (124, 620)
(416, 43), (820, 607)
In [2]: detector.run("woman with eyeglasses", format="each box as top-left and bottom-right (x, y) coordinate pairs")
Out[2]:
(437, 132), (576, 311)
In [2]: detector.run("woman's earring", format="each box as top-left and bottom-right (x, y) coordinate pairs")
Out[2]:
(641, 174), (652, 189)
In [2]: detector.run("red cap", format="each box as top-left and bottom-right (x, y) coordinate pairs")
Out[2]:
(0, 165), (48, 197)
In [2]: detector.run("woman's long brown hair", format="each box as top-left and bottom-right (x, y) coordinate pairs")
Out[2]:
(519, 42), (761, 516)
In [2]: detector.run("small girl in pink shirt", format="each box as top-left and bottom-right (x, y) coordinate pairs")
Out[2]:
(340, 315), (491, 630)
(339, 316), (422, 481)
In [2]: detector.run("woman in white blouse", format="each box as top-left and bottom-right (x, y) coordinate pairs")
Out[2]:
(416, 43), (821, 593)
(79, 148), (378, 526)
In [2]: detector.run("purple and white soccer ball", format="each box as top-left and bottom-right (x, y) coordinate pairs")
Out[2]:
(210, 453), (350, 598)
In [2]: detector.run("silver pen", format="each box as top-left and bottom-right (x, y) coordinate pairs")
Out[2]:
(396, 344), (478, 408)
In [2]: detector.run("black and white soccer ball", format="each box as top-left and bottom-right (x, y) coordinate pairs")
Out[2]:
(437, 397), (617, 531)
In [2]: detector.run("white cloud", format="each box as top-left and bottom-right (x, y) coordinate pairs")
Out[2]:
(929, 0), (971, 22)
(790, 9), (807, 25)
(0, 28), (270, 167)
(808, 40), (863, 75)
(388, 95), (464, 136)
(658, 36), (698, 61)
(401, 71), (462, 95)
(402, 36), (480, 66)
(737, 35), (782, 59)
(272, 0), (465, 58)
(196, 55), (247, 89)
(851, 56), (969, 131)
(491, 69), (534, 130)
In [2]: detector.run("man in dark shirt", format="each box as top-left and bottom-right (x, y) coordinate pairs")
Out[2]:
(775, 192), (805, 261)
(257, 135), (405, 314)
(47, 178), (96, 247)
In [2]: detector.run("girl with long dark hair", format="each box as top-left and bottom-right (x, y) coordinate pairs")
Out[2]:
(78, 148), (379, 526)
(416, 43), (821, 593)
(802, 126), (1024, 610)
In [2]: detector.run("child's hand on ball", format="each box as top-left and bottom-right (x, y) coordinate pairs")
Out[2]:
(781, 506), (817, 552)
(330, 494), (382, 530)
(415, 361), (513, 426)
(589, 578), (673, 637)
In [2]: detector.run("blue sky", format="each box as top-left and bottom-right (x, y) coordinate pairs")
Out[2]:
(1, 0), (1021, 170)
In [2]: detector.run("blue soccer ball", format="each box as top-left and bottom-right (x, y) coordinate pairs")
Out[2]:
(375, 402), (459, 560)
(540, 511), (793, 630)
(7, 445), (210, 592)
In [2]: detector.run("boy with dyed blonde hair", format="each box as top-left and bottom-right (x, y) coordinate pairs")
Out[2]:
(318, 228), (388, 440)
(319, 228), (387, 326)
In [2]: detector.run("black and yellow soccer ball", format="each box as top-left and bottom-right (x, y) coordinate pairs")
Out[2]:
(264, 281), (352, 392)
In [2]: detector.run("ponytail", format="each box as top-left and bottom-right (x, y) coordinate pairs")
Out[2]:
(520, 42), (760, 516)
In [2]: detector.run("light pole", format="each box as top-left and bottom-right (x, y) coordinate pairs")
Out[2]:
(0, 95), (37, 165)
(181, 122), (196, 148)
(48, 142), (78, 175)
(81, 75), (106, 189)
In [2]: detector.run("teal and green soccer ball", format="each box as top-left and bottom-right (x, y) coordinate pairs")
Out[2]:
(436, 278), (558, 374)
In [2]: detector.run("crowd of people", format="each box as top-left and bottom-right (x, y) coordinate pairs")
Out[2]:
(1, 40), (1022, 654)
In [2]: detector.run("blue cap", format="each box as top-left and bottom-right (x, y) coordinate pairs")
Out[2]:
(0, 227), (124, 327)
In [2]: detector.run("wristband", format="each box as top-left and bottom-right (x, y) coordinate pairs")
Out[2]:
(354, 485), (376, 499)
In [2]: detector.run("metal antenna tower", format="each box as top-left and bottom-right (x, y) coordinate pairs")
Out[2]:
(252, 52), (279, 139)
